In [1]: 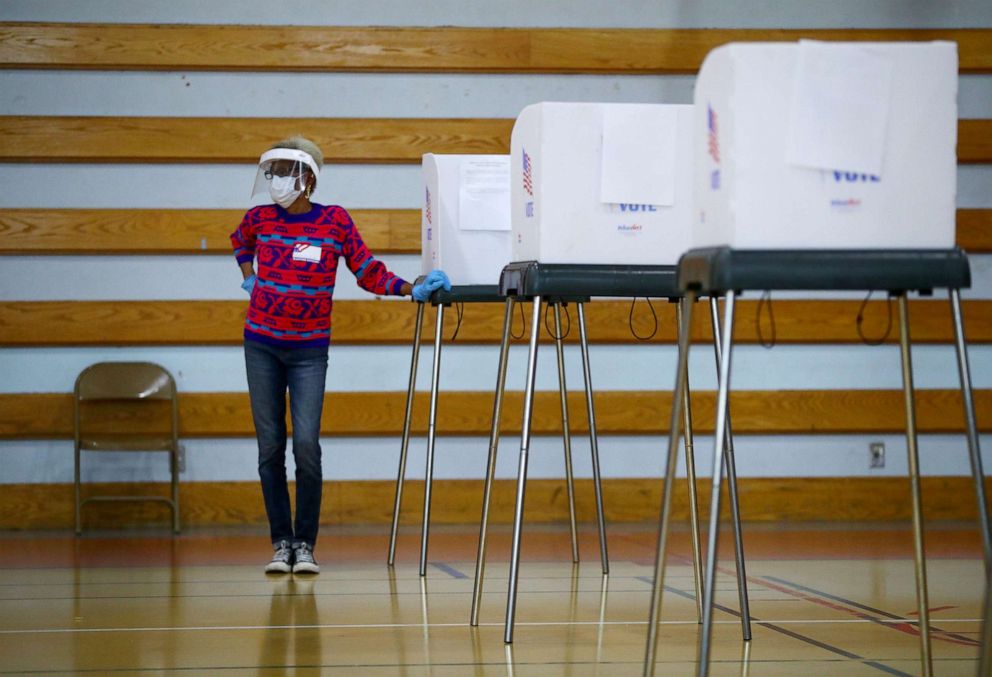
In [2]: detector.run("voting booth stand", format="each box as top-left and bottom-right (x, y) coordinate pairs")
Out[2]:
(642, 42), (992, 677)
(388, 154), (609, 582)
(469, 102), (751, 645)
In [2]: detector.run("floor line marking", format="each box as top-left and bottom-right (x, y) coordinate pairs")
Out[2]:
(761, 574), (980, 647)
(636, 576), (914, 677)
(428, 562), (469, 579)
(0, 615), (980, 637)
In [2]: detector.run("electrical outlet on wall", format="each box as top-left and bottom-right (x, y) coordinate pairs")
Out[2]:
(869, 442), (885, 469)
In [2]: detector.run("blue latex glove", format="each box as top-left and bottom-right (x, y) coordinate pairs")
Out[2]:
(411, 269), (451, 302)
(241, 274), (256, 294)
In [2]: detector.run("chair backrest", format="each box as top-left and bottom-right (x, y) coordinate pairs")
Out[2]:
(75, 362), (176, 401)
(74, 362), (179, 450)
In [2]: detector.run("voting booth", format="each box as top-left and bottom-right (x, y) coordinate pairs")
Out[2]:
(421, 153), (512, 285)
(510, 102), (694, 265)
(692, 41), (958, 249)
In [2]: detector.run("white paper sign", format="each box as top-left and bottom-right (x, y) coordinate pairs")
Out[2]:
(458, 158), (511, 230)
(600, 106), (678, 206)
(786, 41), (893, 175)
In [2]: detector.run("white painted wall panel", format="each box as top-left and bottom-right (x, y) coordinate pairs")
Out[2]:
(1, 344), (990, 394)
(2, 72), (989, 119)
(3, 254), (991, 300)
(2, 0), (989, 29)
(2, 434), (989, 484)
(1, 165), (989, 210)
(0, 164), (418, 209)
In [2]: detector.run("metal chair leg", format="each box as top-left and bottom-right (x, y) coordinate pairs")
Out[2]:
(949, 289), (992, 566)
(577, 302), (609, 575)
(171, 446), (180, 534)
(676, 298), (705, 621)
(709, 297), (752, 641)
(897, 293), (933, 677)
(698, 291), (737, 676)
(74, 442), (82, 535)
(504, 296), (542, 644)
(74, 394), (82, 535)
(388, 302), (425, 566)
(419, 303), (445, 577)
(471, 298), (514, 626)
(980, 563), (992, 677)
(554, 302), (580, 563)
(644, 292), (695, 676)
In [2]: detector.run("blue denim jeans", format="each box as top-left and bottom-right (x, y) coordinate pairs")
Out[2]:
(244, 339), (329, 548)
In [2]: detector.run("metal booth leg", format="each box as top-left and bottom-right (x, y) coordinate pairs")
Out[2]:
(419, 303), (445, 577)
(553, 302), (580, 563)
(471, 298), (515, 626)
(644, 292), (695, 675)
(709, 297), (752, 641)
(676, 298), (705, 620)
(577, 302), (610, 575)
(504, 295), (542, 644)
(949, 289), (992, 564)
(697, 291), (737, 676)
(949, 289), (992, 677)
(388, 302), (425, 565)
(897, 293), (933, 676)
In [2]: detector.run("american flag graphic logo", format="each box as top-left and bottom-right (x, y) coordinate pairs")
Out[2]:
(707, 104), (720, 164)
(425, 187), (432, 224)
(522, 148), (533, 196)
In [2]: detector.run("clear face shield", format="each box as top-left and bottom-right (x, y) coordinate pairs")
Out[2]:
(250, 148), (321, 205)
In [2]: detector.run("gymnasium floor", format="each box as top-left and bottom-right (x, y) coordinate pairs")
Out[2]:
(0, 523), (984, 675)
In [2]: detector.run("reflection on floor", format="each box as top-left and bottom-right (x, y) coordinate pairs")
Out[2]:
(0, 523), (984, 675)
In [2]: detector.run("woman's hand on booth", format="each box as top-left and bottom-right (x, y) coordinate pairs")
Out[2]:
(411, 269), (452, 302)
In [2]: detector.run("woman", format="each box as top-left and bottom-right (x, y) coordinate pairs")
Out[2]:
(231, 136), (449, 574)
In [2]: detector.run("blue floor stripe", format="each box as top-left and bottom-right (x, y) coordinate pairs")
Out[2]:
(429, 562), (469, 579)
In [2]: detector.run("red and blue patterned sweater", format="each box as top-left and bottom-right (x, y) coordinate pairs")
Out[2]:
(231, 203), (408, 348)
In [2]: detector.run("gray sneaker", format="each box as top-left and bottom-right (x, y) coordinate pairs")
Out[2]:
(292, 542), (319, 574)
(264, 539), (293, 573)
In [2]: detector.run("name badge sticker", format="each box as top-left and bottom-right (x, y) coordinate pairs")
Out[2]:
(292, 242), (322, 263)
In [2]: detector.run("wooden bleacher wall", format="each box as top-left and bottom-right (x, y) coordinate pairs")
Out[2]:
(0, 9), (989, 529)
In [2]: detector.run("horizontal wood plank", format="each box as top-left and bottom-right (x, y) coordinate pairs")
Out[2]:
(0, 208), (421, 254)
(2, 388), (989, 439)
(1, 208), (989, 255)
(1, 25), (990, 73)
(957, 209), (992, 253)
(958, 119), (992, 163)
(1, 117), (989, 164)
(0, 299), (988, 346)
(0, 116), (514, 164)
(2, 477), (989, 529)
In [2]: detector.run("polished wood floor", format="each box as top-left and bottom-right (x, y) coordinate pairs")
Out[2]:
(0, 523), (984, 675)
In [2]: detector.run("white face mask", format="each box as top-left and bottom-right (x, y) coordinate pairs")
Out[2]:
(269, 175), (303, 209)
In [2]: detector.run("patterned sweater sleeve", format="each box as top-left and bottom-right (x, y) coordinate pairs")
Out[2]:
(230, 209), (259, 265)
(339, 208), (408, 296)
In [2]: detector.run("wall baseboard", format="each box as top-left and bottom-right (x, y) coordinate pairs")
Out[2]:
(2, 477), (989, 531)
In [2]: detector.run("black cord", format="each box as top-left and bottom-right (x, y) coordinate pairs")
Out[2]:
(628, 297), (659, 341)
(543, 302), (571, 340)
(509, 300), (526, 340)
(449, 302), (464, 341)
(856, 291), (893, 345)
(756, 291), (776, 349)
